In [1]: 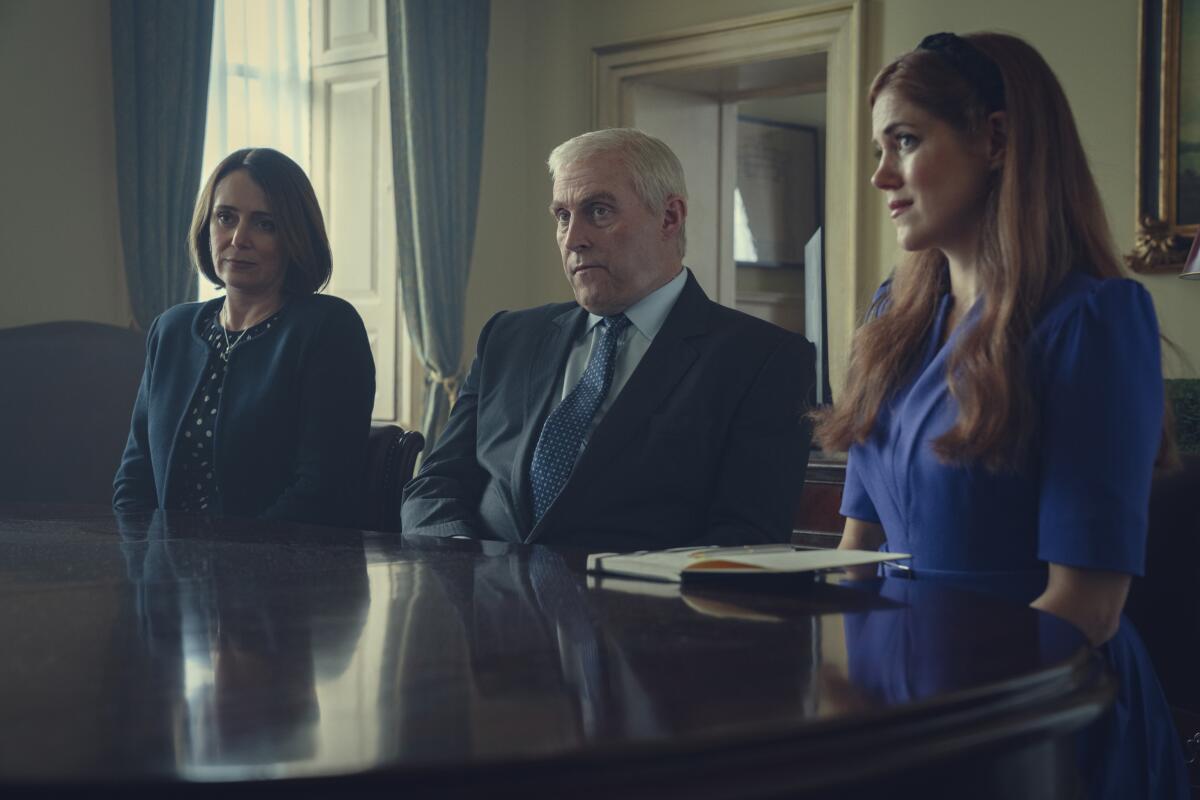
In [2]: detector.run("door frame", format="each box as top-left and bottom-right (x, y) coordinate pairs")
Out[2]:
(592, 1), (867, 396)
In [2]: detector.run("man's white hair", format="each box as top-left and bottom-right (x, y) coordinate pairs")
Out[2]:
(547, 128), (688, 257)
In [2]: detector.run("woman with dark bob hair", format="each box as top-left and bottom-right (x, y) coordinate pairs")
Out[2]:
(817, 33), (1187, 796)
(114, 148), (375, 528)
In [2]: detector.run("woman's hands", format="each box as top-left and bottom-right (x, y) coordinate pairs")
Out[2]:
(1031, 563), (1131, 646)
(837, 520), (1131, 646)
(839, 518), (886, 580)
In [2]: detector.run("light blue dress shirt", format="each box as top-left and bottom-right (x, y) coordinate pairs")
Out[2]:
(553, 267), (688, 434)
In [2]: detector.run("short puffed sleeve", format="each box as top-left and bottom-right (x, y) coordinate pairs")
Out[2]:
(1035, 278), (1163, 575)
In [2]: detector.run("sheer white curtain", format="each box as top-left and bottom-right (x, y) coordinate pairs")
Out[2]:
(197, 0), (311, 300)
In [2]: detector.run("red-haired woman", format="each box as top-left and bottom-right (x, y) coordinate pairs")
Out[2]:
(817, 33), (1187, 797)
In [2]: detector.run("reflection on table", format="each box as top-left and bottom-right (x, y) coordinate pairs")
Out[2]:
(0, 504), (1110, 797)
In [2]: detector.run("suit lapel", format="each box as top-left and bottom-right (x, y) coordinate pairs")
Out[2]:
(512, 305), (587, 534)
(528, 273), (712, 543)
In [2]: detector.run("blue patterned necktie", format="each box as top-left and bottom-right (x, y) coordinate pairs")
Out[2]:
(530, 314), (631, 522)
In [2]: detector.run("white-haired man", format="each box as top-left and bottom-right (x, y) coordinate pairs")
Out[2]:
(402, 128), (815, 549)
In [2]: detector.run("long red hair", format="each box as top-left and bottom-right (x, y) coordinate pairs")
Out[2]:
(815, 33), (1148, 470)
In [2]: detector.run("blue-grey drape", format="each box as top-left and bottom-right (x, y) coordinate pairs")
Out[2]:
(111, 0), (214, 330)
(384, 0), (490, 449)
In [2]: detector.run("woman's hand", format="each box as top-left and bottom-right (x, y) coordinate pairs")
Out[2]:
(839, 518), (886, 580)
(1031, 563), (1131, 646)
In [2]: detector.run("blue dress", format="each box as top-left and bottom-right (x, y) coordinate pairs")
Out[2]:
(841, 271), (1189, 798)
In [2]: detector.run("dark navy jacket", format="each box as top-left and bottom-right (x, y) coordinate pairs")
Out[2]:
(113, 294), (375, 528)
(401, 273), (815, 549)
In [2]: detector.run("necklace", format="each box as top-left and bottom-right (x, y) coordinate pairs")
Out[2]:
(218, 300), (282, 362)
(218, 306), (257, 362)
(220, 321), (250, 362)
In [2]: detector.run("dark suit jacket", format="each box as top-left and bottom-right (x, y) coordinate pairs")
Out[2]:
(401, 272), (815, 549)
(112, 295), (375, 528)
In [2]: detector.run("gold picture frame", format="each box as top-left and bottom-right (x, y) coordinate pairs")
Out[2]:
(1128, 0), (1200, 273)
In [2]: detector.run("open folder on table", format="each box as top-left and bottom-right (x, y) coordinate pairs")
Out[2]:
(586, 545), (910, 585)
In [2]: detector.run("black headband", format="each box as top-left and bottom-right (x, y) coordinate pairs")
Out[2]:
(917, 32), (1006, 112)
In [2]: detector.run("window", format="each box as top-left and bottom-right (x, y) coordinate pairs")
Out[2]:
(198, 0), (312, 302)
(199, 0), (415, 426)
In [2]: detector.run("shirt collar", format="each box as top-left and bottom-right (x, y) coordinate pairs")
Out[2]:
(583, 267), (687, 341)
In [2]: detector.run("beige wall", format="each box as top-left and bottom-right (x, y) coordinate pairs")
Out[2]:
(464, 0), (822, 358)
(0, 0), (130, 329)
(470, 0), (1199, 376)
(3, 0), (1195, 378)
(865, 0), (1197, 377)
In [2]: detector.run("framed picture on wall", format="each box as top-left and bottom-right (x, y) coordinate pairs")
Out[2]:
(1128, 0), (1199, 273)
(734, 118), (821, 269)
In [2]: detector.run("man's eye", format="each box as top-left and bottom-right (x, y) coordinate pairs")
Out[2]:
(897, 133), (918, 150)
(555, 210), (570, 225)
(591, 206), (611, 220)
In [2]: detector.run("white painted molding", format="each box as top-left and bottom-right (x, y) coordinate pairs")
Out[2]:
(592, 1), (866, 394)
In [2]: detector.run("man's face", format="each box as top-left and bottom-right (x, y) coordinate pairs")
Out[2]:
(550, 153), (681, 316)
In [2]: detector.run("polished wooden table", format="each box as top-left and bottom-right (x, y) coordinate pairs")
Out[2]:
(0, 505), (1112, 798)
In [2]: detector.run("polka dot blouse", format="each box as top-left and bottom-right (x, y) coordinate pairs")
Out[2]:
(168, 307), (284, 513)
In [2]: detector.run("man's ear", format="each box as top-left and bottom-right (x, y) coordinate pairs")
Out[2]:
(986, 111), (1007, 170)
(662, 194), (687, 238)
